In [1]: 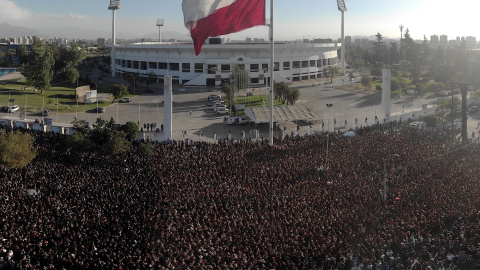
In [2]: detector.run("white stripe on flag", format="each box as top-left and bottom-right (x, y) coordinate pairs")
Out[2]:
(182, 0), (237, 24)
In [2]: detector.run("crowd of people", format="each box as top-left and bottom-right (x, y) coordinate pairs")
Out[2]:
(0, 124), (480, 269)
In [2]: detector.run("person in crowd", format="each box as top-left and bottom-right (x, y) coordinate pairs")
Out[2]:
(0, 124), (479, 269)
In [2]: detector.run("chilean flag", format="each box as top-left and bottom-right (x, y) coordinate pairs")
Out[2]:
(182, 0), (266, 55)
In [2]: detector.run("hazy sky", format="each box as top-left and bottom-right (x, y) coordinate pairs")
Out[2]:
(0, 0), (478, 40)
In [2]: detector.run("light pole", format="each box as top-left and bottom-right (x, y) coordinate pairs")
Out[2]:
(325, 103), (333, 165)
(94, 82), (99, 120)
(156, 19), (164, 43)
(56, 97), (59, 123)
(108, 0), (121, 77)
(337, 0), (347, 75)
(128, 74), (136, 95)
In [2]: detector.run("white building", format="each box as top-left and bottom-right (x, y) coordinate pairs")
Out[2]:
(113, 40), (340, 87)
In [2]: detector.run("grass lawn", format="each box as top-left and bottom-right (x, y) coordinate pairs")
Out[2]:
(0, 80), (115, 114)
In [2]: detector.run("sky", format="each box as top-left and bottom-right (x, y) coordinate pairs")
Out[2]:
(0, 0), (479, 41)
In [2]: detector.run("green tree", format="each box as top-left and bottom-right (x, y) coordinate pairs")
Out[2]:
(354, 58), (365, 68)
(56, 43), (86, 84)
(17, 45), (29, 65)
(146, 71), (156, 88)
(372, 32), (388, 65)
(136, 142), (154, 157)
(286, 89), (300, 105)
(361, 74), (372, 90)
(112, 84), (129, 100)
(65, 131), (94, 154)
(22, 38), (55, 93)
(230, 65), (250, 92)
(0, 50), (5, 66)
(0, 131), (37, 168)
(100, 131), (131, 156)
(120, 121), (139, 141)
(328, 65), (340, 83)
(275, 81), (289, 103)
(423, 115), (439, 130)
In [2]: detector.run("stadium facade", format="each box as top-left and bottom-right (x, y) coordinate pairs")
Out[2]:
(114, 40), (340, 87)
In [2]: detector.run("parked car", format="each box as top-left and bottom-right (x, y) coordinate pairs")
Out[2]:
(468, 106), (479, 114)
(0, 106), (8, 112)
(178, 88), (186, 92)
(8, 105), (19, 113)
(216, 108), (229, 114)
(213, 105), (226, 112)
(208, 95), (222, 101)
(145, 88), (155, 93)
(93, 107), (105, 113)
(42, 109), (51, 116)
(119, 97), (131, 103)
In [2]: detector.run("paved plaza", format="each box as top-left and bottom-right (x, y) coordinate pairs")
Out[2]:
(2, 72), (480, 143)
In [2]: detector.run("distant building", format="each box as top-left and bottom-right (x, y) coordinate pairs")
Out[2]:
(345, 36), (352, 47)
(466, 36), (477, 48)
(440, 35), (448, 47)
(97, 38), (106, 46)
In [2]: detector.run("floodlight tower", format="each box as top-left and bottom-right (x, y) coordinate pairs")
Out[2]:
(337, 0), (347, 75)
(157, 19), (164, 43)
(109, 0), (121, 77)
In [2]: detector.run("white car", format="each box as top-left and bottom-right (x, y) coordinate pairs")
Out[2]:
(118, 97), (131, 103)
(216, 108), (229, 114)
(213, 105), (226, 112)
(8, 105), (19, 113)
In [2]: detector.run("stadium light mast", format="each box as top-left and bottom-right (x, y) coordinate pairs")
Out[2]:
(157, 19), (165, 43)
(109, 0), (121, 78)
(337, 0), (347, 75)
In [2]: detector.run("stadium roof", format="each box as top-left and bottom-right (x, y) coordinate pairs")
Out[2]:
(244, 105), (317, 124)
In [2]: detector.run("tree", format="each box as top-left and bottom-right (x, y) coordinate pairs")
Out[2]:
(120, 121), (139, 141)
(0, 131), (37, 168)
(22, 38), (55, 93)
(100, 131), (131, 156)
(361, 74), (372, 90)
(286, 89), (300, 105)
(275, 82), (289, 103)
(423, 115), (439, 130)
(230, 64), (250, 92)
(146, 71), (156, 88)
(17, 45), (29, 65)
(349, 71), (355, 84)
(328, 65), (340, 83)
(56, 43), (86, 84)
(112, 84), (129, 100)
(0, 50), (5, 67)
(372, 32), (388, 65)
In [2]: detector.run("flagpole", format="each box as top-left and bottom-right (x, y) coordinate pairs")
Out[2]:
(269, 0), (274, 146)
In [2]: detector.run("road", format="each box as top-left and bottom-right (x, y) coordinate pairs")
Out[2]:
(4, 77), (480, 142)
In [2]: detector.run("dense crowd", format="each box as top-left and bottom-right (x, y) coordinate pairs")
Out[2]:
(1, 125), (480, 269)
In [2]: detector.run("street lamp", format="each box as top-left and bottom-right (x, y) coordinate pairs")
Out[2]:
(325, 103), (333, 165)
(94, 82), (99, 120)
(108, 0), (121, 77)
(156, 19), (164, 43)
(337, 0), (347, 75)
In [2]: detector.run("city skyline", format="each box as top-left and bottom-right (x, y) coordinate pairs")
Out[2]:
(0, 0), (479, 41)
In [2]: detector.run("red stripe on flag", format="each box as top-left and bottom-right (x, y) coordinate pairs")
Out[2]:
(187, 0), (265, 55)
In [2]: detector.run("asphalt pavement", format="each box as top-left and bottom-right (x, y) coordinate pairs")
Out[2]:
(3, 77), (480, 143)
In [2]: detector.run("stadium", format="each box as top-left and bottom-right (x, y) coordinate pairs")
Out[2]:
(113, 40), (340, 87)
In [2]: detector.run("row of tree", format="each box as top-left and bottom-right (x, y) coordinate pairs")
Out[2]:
(21, 37), (86, 93)
(347, 28), (471, 88)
